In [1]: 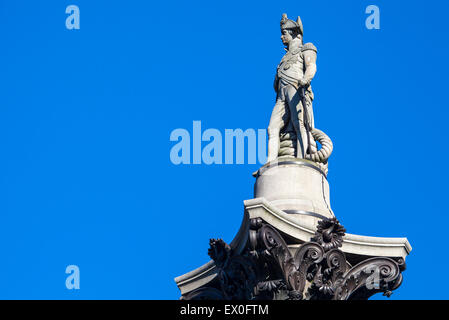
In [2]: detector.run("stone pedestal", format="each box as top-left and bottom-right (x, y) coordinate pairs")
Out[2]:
(254, 157), (333, 230)
(175, 162), (412, 300)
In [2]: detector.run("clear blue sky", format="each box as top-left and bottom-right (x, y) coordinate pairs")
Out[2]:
(1, 0), (448, 299)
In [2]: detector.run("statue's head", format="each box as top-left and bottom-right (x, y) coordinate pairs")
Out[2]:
(280, 14), (303, 46)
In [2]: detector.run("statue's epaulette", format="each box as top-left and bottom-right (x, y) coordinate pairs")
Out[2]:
(302, 42), (317, 53)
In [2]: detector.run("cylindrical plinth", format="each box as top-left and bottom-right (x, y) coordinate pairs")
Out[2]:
(254, 157), (334, 229)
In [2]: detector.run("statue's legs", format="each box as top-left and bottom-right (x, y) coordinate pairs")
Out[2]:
(285, 86), (307, 159)
(303, 94), (317, 154)
(267, 99), (289, 163)
(268, 84), (316, 161)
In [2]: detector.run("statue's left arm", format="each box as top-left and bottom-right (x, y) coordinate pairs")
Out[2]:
(300, 43), (317, 87)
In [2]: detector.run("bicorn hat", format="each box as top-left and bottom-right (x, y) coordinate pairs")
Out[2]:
(280, 13), (303, 36)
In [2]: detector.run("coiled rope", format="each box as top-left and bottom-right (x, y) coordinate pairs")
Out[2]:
(308, 128), (333, 163)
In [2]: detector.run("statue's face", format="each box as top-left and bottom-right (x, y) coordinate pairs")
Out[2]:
(281, 29), (293, 46)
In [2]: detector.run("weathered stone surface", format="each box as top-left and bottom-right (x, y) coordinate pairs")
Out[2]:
(254, 157), (333, 229)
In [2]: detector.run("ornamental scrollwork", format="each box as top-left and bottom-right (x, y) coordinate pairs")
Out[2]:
(182, 218), (406, 301)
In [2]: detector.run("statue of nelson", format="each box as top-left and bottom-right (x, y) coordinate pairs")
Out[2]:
(267, 14), (318, 162)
